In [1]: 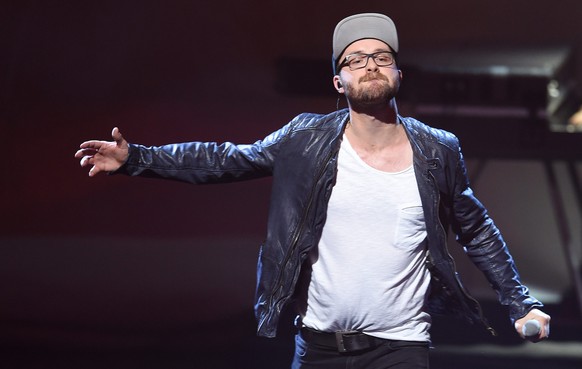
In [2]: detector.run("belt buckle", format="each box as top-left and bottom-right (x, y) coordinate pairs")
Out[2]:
(335, 330), (360, 353)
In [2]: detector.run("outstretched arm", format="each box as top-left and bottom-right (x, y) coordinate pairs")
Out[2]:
(75, 127), (129, 176)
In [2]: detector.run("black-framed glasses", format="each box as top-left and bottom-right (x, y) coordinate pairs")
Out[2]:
(338, 51), (396, 71)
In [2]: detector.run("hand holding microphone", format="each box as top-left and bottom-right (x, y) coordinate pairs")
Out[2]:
(515, 308), (550, 342)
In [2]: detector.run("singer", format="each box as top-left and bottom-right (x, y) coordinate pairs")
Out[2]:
(75, 13), (551, 369)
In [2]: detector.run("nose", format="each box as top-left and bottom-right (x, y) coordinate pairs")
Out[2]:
(365, 56), (380, 71)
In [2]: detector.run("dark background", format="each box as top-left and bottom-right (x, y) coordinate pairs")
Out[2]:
(2, 1), (582, 368)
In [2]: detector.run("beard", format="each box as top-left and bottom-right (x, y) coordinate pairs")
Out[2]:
(344, 72), (400, 110)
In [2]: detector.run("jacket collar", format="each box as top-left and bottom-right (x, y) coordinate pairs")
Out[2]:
(399, 115), (441, 171)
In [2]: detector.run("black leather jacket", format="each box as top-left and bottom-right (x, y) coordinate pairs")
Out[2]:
(117, 108), (542, 338)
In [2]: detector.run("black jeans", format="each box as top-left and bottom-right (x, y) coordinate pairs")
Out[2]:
(291, 331), (430, 369)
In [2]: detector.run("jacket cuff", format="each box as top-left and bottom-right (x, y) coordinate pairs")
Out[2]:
(510, 297), (544, 324)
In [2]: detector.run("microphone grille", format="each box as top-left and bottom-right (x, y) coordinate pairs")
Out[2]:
(522, 320), (541, 337)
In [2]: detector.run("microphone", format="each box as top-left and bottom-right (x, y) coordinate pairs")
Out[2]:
(521, 320), (541, 337)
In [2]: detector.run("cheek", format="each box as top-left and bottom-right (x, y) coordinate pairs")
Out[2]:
(339, 71), (357, 84)
(342, 76), (361, 93)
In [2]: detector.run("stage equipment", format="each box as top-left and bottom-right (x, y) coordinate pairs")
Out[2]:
(398, 45), (581, 134)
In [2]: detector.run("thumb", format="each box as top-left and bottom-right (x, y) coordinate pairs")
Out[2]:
(111, 127), (125, 145)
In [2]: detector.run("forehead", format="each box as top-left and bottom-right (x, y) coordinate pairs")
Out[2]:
(343, 38), (391, 56)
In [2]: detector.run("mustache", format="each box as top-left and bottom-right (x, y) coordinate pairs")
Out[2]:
(359, 73), (389, 83)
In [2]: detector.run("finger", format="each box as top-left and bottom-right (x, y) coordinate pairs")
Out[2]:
(75, 148), (97, 158)
(86, 160), (104, 177)
(80, 155), (93, 167)
(112, 127), (124, 145)
(79, 140), (104, 150)
(544, 322), (550, 337)
(514, 322), (523, 338)
(88, 165), (100, 177)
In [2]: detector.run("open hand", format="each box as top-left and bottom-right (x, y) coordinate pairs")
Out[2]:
(75, 127), (129, 176)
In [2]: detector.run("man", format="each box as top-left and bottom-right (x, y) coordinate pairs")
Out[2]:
(76, 13), (550, 369)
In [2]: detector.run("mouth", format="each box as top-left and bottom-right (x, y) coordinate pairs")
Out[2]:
(359, 74), (389, 84)
(361, 78), (388, 88)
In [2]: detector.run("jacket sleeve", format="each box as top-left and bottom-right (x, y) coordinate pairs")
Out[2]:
(112, 123), (292, 184)
(450, 144), (543, 323)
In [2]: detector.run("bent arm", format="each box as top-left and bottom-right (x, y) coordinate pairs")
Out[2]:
(450, 151), (543, 323)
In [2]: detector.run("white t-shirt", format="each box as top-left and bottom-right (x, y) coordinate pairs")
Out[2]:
(301, 135), (431, 342)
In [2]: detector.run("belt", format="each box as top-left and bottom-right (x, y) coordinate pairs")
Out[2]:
(299, 327), (388, 353)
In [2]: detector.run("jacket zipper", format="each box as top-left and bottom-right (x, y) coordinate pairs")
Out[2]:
(259, 146), (338, 333)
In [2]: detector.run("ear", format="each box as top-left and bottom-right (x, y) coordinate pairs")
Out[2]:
(333, 75), (344, 93)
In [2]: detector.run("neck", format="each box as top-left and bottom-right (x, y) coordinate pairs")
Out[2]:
(348, 97), (398, 123)
(345, 98), (404, 148)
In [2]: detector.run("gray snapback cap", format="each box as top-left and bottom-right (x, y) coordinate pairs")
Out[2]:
(332, 13), (399, 67)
